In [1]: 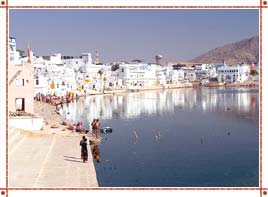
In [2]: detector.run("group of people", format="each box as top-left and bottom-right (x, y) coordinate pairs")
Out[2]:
(79, 119), (101, 163)
(34, 92), (76, 106)
(79, 136), (101, 163)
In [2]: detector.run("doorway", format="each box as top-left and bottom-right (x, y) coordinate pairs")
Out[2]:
(15, 98), (25, 111)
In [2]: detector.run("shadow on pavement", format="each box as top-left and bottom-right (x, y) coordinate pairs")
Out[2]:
(64, 158), (83, 163)
(64, 155), (81, 160)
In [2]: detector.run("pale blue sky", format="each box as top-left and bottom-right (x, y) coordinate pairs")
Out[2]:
(9, 9), (259, 63)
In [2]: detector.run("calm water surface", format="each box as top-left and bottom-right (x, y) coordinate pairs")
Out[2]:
(62, 87), (259, 187)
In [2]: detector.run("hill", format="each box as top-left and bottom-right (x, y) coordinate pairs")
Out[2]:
(191, 36), (259, 65)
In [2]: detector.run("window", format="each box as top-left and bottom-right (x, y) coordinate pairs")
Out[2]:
(10, 45), (15, 52)
(16, 79), (24, 86)
(36, 79), (39, 85)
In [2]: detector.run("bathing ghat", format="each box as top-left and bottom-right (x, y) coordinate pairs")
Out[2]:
(9, 128), (99, 188)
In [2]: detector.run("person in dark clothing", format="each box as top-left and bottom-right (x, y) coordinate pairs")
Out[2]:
(80, 136), (88, 163)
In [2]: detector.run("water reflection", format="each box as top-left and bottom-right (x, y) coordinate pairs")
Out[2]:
(91, 144), (100, 163)
(62, 87), (258, 124)
(61, 87), (259, 187)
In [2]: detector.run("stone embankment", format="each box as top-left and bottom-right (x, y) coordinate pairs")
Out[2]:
(9, 132), (99, 188)
(8, 101), (99, 188)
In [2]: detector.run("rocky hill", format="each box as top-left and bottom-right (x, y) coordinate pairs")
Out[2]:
(191, 36), (259, 65)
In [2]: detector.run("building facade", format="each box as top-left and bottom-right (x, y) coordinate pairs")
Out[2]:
(8, 38), (34, 113)
(217, 64), (250, 83)
(9, 61), (34, 113)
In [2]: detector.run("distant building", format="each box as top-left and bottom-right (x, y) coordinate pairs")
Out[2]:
(217, 64), (250, 83)
(9, 37), (21, 65)
(183, 67), (197, 81)
(165, 61), (197, 67)
(117, 63), (159, 87)
(194, 64), (217, 79)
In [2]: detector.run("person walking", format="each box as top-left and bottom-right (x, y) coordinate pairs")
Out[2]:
(80, 136), (88, 163)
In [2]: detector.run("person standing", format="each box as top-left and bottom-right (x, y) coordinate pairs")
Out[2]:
(91, 119), (96, 132)
(91, 119), (96, 136)
(80, 136), (88, 163)
(95, 119), (100, 139)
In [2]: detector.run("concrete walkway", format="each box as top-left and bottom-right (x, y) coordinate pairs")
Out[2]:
(9, 132), (98, 188)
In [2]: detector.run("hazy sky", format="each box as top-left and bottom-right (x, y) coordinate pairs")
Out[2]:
(9, 9), (259, 63)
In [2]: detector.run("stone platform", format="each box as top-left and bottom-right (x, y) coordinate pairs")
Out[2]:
(9, 131), (98, 188)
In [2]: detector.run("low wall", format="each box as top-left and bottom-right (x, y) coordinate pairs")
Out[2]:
(9, 116), (44, 131)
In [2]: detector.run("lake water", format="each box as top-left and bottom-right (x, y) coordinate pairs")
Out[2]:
(62, 87), (259, 187)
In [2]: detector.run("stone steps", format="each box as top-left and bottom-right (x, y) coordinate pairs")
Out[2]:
(9, 135), (98, 188)
(9, 135), (55, 187)
(8, 127), (25, 154)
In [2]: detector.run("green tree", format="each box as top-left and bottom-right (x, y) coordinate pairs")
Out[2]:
(250, 70), (259, 76)
(111, 64), (119, 71)
(97, 69), (104, 91)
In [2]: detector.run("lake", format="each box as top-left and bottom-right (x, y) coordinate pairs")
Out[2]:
(62, 87), (259, 187)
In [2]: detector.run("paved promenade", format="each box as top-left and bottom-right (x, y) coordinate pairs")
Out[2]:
(9, 130), (98, 188)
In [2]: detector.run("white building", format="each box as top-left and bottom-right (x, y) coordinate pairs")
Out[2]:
(165, 65), (185, 84)
(65, 53), (110, 93)
(34, 68), (50, 95)
(9, 37), (21, 65)
(217, 64), (250, 83)
(156, 67), (166, 85)
(195, 64), (217, 79)
(31, 53), (78, 96)
(62, 57), (83, 71)
(183, 67), (197, 81)
(117, 63), (158, 87)
(50, 53), (62, 65)
(48, 64), (77, 96)
(177, 69), (185, 81)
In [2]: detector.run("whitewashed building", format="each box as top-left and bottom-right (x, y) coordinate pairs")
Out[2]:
(183, 67), (197, 81)
(32, 56), (51, 95)
(32, 53), (78, 96)
(9, 37), (21, 65)
(117, 63), (158, 87)
(34, 68), (50, 95)
(67, 53), (111, 93)
(217, 64), (250, 83)
(195, 64), (217, 79)
(165, 65), (185, 84)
